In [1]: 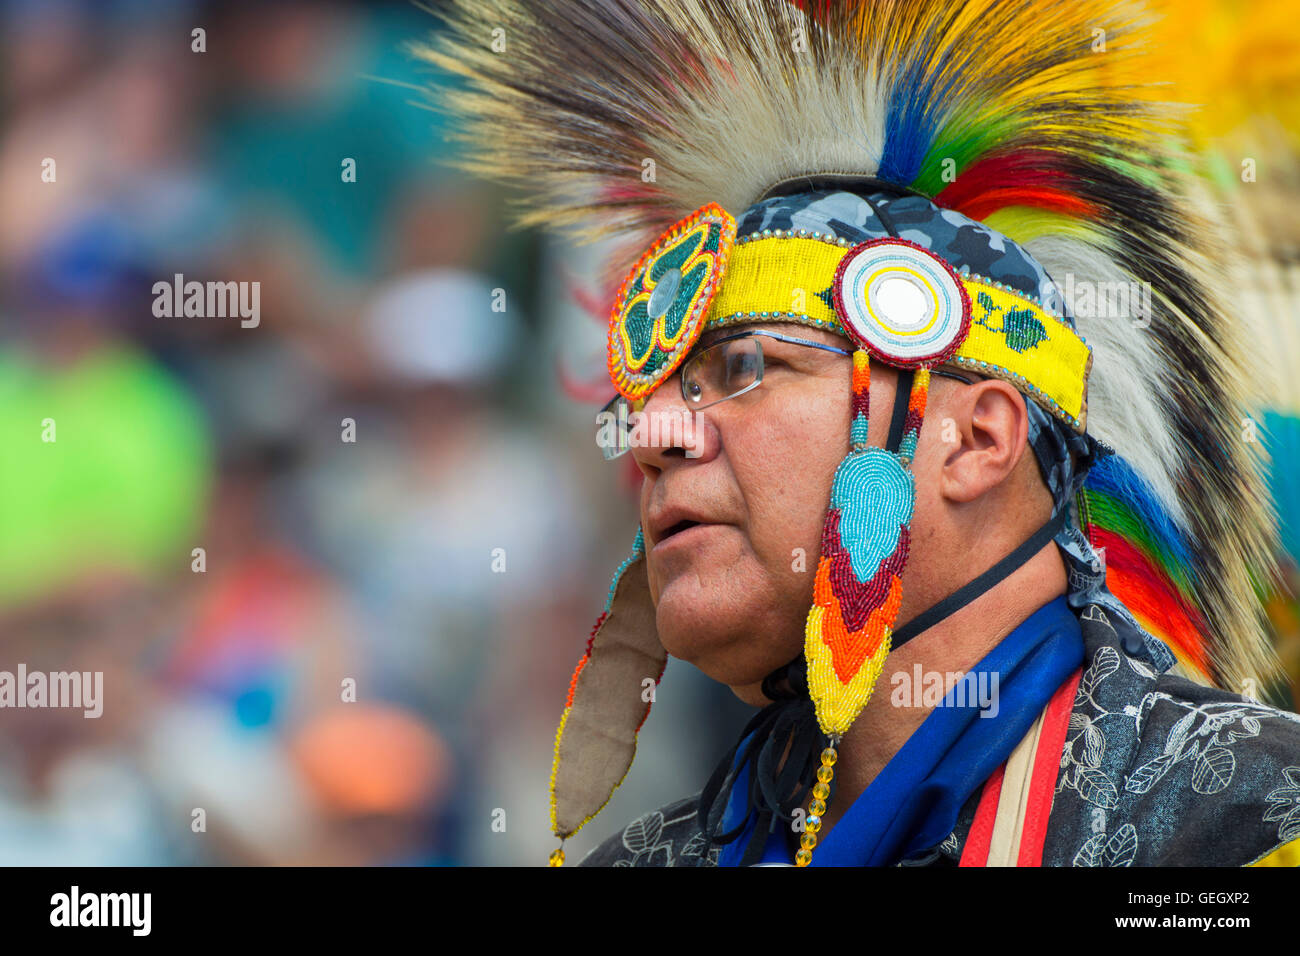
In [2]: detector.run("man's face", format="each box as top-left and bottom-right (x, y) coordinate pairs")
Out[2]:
(629, 322), (901, 694)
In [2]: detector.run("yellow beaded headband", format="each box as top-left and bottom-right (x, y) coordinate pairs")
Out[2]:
(609, 209), (1092, 431)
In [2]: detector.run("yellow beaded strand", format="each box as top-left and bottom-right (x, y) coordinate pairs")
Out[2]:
(795, 740), (838, 867)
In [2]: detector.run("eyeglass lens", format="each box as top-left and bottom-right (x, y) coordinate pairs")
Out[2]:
(683, 337), (762, 407)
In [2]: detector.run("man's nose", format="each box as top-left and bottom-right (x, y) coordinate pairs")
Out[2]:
(628, 372), (722, 476)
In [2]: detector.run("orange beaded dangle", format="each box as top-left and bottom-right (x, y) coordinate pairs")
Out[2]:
(795, 737), (839, 866)
(548, 842), (566, 867)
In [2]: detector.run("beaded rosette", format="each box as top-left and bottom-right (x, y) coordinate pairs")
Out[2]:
(608, 203), (737, 400)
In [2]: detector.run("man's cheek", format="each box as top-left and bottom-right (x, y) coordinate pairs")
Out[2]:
(747, 522), (821, 607)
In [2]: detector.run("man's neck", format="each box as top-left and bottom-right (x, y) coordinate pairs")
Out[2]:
(815, 540), (1068, 843)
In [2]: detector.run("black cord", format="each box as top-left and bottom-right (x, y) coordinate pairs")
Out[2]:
(890, 509), (1067, 649)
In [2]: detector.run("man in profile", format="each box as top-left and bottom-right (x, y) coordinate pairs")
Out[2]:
(422, 0), (1300, 866)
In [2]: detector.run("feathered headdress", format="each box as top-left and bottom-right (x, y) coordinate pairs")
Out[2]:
(417, 0), (1284, 861)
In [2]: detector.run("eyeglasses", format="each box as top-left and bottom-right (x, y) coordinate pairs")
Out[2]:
(595, 329), (977, 460)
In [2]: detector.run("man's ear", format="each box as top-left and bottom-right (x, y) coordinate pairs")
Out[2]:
(938, 378), (1030, 504)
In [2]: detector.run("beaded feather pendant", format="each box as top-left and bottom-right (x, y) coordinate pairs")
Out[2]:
(798, 238), (970, 865)
(805, 239), (971, 738)
(805, 358), (922, 737)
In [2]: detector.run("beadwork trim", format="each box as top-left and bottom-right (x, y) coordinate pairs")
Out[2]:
(950, 354), (1089, 431)
(734, 227), (855, 248)
(706, 311), (847, 334)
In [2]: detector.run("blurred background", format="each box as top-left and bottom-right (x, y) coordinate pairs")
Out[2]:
(0, 0), (754, 866)
(0, 0), (1296, 866)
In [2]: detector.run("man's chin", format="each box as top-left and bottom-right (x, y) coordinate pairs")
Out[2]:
(654, 593), (797, 690)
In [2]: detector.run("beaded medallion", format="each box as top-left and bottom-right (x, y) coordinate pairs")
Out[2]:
(832, 238), (971, 368)
(608, 203), (737, 400)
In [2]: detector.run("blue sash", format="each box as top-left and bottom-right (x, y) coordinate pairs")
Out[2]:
(718, 596), (1084, 866)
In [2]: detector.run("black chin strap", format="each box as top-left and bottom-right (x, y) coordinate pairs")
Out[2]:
(890, 507), (1067, 649)
(695, 506), (1068, 865)
(885, 368), (914, 453)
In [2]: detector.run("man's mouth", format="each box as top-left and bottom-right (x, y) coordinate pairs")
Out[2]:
(648, 506), (718, 548)
(659, 518), (700, 542)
